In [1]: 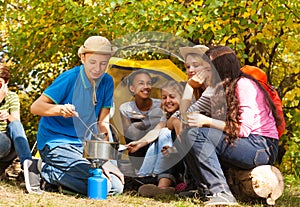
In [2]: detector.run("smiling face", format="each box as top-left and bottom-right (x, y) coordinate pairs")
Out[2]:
(129, 73), (152, 99)
(81, 53), (111, 81)
(161, 87), (180, 114)
(185, 54), (211, 79)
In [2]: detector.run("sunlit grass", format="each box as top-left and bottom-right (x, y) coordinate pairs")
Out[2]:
(0, 175), (299, 207)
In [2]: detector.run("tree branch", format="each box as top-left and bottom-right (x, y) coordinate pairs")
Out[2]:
(277, 72), (300, 99)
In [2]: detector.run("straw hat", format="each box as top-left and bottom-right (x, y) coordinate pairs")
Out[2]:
(179, 45), (209, 60)
(78, 36), (118, 57)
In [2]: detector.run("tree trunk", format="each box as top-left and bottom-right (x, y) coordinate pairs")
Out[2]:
(226, 165), (284, 205)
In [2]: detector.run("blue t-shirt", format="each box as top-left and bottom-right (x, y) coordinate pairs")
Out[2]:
(37, 65), (114, 150)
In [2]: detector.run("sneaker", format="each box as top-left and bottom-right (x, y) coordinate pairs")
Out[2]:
(204, 192), (239, 206)
(138, 184), (175, 197)
(23, 159), (43, 194)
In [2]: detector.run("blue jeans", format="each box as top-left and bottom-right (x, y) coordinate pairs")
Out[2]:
(0, 120), (32, 166)
(39, 143), (124, 195)
(138, 128), (173, 176)
(181, 127), (278, 194)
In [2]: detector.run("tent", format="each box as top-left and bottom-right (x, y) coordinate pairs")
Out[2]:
(106, 57), (187, 143)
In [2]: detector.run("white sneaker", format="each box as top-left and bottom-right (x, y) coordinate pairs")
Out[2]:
(204, 192), (239, 206)
(23, 159), (43, 194)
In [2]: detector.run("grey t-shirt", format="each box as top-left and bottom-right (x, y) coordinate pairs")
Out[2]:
(119, 98), (166, 141)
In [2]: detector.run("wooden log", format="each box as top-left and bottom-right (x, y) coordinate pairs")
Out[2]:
(226, 165), (284, 205)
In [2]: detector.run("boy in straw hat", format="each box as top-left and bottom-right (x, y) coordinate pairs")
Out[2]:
(24, 36), (124, 195)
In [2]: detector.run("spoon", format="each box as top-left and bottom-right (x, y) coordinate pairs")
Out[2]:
(74, 112), (97, 137)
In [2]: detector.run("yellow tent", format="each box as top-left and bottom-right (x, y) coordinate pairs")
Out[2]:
(106, 57), (187, 143)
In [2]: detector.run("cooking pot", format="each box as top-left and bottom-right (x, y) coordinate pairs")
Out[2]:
(82, 121), (121, 161)
(84, 140), (119, 160)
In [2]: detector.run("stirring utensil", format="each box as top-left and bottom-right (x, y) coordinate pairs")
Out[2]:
(74, 112), (96, 137)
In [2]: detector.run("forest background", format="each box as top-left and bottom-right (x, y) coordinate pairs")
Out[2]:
(0, 0), (299, 180)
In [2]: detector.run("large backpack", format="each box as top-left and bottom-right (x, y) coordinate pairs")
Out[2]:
(241, 65), (286, 138)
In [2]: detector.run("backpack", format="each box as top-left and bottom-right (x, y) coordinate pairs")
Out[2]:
(241, 65), (286, 138)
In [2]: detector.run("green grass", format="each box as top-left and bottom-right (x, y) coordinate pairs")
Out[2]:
(0, 175), (299, 207)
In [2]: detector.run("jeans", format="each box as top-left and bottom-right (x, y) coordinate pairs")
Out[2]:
(181, 127), (278, 194)
(0, 120), (32, 166)
(39, 143), (124, 195)
(138, 128), (173, 176)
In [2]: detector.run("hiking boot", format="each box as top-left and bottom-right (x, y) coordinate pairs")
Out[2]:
(138, 184), (175, 197)
(204, 192), (239, 206)
(23, 159), (43, 194)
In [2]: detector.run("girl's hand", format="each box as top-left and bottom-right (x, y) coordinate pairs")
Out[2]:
(188, 69), (211, 88)
(161, 145), (177, 157)
(161, 145), (170, 157)
(0, 110), (9, 121)
(126, 140), (147, 153)
(187, 113), (211, 128)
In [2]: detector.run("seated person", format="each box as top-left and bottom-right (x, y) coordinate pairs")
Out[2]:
(119, 69), (165, 172)
(167, 45), (214, 196)
(180, 46), (280, 206)
(137, 80), (186, 197)
(0, 64), (32, 176)
(25, 36), (124, 195)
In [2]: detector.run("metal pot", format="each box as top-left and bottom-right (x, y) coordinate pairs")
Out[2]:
(83, 140), (119, 160)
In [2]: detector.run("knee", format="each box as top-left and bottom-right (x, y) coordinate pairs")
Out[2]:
(158, 128), (172, 143)
(186, 127), (211, 142)
(159, 128), (170, 136)
(8, 120), (22, 127)
(182, 128), (200, 144)
(7, 120), (24, 132)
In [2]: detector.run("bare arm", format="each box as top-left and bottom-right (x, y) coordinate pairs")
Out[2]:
(187, 113), (225, 131)
(181, 69), (211, 114)
(30, 94), (77, 118)
(97, 108), (111, 141)
(126, 121), (165, 153)
(1, 110), (20, 123)
(9, 110), (20, 122)
(167, 116), (177, 130)
(30, 94), (60, 116)
(180, 83), (194, 114)
(137, 121), (165, 144)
